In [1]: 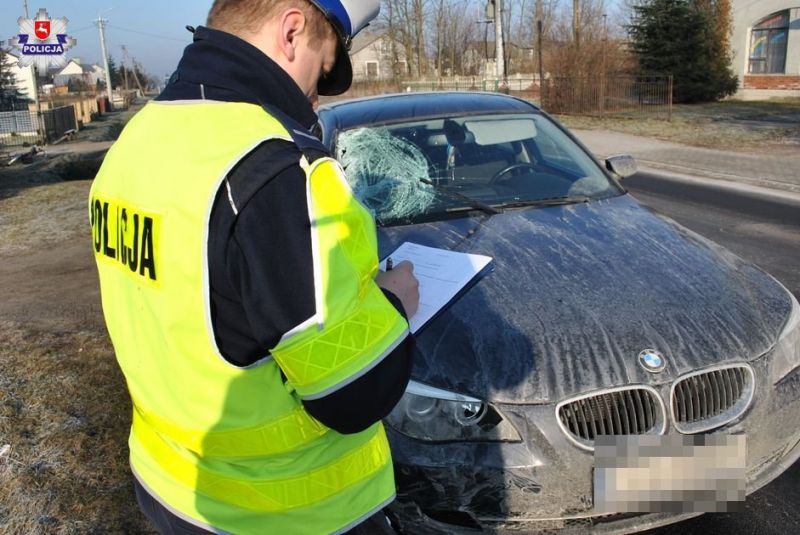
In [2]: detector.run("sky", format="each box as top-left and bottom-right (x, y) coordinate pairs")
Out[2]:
(2, 1), (212, 78)
(3, 1), (626, 79)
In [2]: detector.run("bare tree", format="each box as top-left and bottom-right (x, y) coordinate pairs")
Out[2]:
(381, 0), (417, 76)
(451, 0), (480, 76)
(545, 0), (624, 77)
(381, 0), (405, 81)
(381, 0), (634, 80)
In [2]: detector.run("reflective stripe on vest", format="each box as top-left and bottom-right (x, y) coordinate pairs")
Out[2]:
(132, 400), (328, 458)
(134, 417), (391, 512)
(89, 101), (405, 533)
(272, 156), (410, 399)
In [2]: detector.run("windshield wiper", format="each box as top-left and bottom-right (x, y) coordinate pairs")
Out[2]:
(419, 177), (502, 215)
(494, 195), (592, 209)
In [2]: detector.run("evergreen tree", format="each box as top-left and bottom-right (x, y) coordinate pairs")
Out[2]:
(107, 56), (123, 90)
(627, 0), (738, 103)
(67, 77), (90, 93)
(0, 49), (26, 111)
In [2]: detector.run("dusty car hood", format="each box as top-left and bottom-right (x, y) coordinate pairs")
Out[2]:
(377, 194), (792, 403)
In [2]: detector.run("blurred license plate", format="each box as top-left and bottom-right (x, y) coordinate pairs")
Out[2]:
(593, 434), (746, 513)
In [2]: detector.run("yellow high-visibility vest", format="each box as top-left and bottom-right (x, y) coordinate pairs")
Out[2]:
(89, 100), (409, 534)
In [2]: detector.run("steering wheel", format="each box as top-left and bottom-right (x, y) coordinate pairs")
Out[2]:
(489, 162), (537, 184)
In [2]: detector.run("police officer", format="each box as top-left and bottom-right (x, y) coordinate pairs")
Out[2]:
(89, 1), (419, 533)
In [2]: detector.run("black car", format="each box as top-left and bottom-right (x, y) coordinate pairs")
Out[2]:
(317, 92), (800, 533)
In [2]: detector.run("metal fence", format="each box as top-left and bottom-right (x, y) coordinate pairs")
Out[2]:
(329, 76), (542, 101)
(323, 75), (673, 120)
(541, 75), (673, 119)
(399, 77), (541, 97)
(0, 109), (39, 147)
(42, 106), (79, 143)
(0, 105), (78, 147)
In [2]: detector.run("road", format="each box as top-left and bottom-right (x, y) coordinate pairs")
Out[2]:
(625, 172), (800, 535)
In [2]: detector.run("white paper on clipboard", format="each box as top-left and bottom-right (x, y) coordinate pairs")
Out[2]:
(380, 242), (493, 334)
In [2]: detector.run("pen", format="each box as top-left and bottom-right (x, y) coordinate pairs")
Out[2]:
(386, 257), (393, 271)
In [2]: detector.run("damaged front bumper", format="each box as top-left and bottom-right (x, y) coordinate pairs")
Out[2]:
(385, 356), (800, 534)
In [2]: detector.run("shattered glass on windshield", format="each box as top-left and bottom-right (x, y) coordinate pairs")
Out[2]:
(337, 127), (436, 221)
(336, 113), (619, 225)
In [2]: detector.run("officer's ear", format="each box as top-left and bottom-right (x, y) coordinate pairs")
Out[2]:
(277, 8), (308, 62)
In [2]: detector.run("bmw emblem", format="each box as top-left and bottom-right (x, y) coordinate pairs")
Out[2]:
(638, 349), (667, 373)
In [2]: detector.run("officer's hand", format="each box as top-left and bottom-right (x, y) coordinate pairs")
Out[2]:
(376, 261), (420, 318)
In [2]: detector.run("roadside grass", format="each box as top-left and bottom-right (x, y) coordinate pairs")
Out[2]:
(555, 99), (800, 150)
(0, 321), (153, 534)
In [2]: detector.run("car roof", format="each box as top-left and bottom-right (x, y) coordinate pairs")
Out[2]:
(318, 91), (540, 131)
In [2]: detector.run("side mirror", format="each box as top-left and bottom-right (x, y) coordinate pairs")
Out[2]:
(605, 155), (637, 179)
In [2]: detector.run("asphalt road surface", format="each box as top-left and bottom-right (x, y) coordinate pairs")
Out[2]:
(625, 172), (800, 535)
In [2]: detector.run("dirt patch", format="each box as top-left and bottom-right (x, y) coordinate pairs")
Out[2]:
(73, 108), (139, 144)
(0, 233), (102, 329)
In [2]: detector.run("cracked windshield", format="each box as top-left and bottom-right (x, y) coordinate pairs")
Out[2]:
(337, 113), (620, 225)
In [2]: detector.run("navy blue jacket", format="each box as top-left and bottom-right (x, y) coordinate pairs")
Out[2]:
(156, 26), (414, 434)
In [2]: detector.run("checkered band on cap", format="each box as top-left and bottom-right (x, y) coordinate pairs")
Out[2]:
(307, 0), (381, 95)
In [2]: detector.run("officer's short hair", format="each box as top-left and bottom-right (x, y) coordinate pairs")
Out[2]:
(207, 0), (333, 47)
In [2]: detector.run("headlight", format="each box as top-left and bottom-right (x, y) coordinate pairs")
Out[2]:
(771, 291), (800, 384)
(385, 381), (522, 442)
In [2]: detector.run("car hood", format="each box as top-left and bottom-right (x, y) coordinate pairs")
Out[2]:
(377, 194), (792, 403)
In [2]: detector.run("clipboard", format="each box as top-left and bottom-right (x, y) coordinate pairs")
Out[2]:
(380, 242), (495, 334)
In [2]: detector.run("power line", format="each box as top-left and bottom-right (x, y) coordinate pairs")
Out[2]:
(106, 24), (188, 43)
(70, 25), (96, 34)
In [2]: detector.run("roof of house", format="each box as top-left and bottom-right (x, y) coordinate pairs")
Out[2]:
(55, 59), (97, 76)
(350, 30), (390, 55)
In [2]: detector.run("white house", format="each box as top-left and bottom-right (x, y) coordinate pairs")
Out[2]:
(90, 64), (106, 85)
(53, 59), (105, 88)
(2, 51), (37, 101)
(349, 31), (407, 82)
(732, 2), (800, 99)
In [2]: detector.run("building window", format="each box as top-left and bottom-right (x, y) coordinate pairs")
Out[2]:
(366, 61), (379, 79)
(748, 11), (789, 74)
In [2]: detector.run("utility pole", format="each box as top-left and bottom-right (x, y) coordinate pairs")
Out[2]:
(121, 45), (145, 96)
(96, 17), (114, 110)
(573, 0), (581, 49)
(537, 20), (545, 108)
(493, 0), (506, 84)
(534, 0), (543, 79)
(132, 60), (146, 96)
(23, 0), (43, 143)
